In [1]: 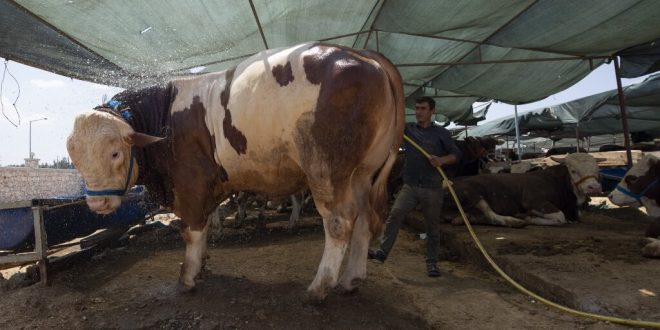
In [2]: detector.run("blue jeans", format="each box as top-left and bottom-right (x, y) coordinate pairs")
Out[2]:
(379, 184), (443, 263)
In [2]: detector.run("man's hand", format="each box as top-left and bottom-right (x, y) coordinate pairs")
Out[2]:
(429, 154), (457, 168)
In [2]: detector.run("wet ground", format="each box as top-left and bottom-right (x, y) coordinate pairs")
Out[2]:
(0, 201), (655, 329)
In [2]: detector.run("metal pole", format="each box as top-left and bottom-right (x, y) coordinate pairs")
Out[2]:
(613, 56), (633, 167)
(29, 121), (32, 159)
(513, 104), (522, 160)
(575, 120), (580, 153)
(28, 118), (47, 160)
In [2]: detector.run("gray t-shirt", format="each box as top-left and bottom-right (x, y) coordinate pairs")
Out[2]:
(402, 122), (462, 188)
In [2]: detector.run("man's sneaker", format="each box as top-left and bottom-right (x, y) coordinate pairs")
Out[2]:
(367, 249), (386, 263)
(427, 263), (441, 277)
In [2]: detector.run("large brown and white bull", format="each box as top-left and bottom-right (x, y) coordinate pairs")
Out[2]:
(608, 154), (660, 257)
(66, 43), (404, 300)
(447, 153), (603, 227)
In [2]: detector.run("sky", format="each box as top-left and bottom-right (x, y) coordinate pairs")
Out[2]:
(0, 58), (651, 166)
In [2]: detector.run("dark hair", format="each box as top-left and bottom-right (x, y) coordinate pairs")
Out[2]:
(415, 96), (435, 110)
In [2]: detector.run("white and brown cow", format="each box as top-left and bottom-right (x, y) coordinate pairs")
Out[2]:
(67, 43), (405, 300)
(447, 153), (603, 227)
(608, 154), (660, 257)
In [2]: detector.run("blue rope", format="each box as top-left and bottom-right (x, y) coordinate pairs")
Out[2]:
(615, 178), (659, 202)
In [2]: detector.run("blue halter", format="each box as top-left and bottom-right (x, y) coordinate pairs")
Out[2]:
(85, 100), (137, 197)
(615, 178), (659, 202)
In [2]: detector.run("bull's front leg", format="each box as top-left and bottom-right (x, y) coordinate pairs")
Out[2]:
(475, 198), (527, 227)
(523, 202), (567, 226)
(178, 219), (211, 291)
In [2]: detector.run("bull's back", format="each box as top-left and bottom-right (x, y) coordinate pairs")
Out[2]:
(172, 43), (399, 196)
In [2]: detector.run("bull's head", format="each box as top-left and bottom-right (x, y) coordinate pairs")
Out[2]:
(551, 153), (604, 197)
(608, 154), (659, 216)
(67, 110), (162, 214)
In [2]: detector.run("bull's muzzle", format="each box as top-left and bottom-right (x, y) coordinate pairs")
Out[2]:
(86, 196), (121, 214)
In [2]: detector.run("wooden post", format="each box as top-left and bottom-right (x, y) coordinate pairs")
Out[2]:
(32, 206), (49, 285)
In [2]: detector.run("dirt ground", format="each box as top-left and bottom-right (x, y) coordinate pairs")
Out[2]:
(0, 202), (655, 329)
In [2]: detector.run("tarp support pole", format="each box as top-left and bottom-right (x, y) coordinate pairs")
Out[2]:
(248, 0), (269, 49)
(613, 56), (633, 167)
(575, 120), (580, 153)
(513, 104), (522, 160)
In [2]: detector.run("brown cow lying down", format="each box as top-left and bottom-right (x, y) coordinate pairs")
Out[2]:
(446, 153), (603, 227)
(608, 154), (660, 258)
(67, 43), (405, 300)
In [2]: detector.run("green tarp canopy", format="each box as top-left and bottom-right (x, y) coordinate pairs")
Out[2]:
(2, 0), (660, 124)
(462, 73), (660, 138)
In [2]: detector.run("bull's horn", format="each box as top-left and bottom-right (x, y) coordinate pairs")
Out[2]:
(549, 156), (565, 164)
(129, 132), (165, 147)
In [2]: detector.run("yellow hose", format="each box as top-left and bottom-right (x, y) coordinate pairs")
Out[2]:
(403, 134), (660, 328)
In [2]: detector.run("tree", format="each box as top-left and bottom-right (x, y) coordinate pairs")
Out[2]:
(40, 156), (75, 169)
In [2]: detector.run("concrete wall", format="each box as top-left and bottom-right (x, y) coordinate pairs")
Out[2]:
(0, 167), (82, 203)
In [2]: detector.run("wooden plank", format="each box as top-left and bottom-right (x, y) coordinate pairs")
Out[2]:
(0, 200), (33, 210)
(588, 150), (643, 167)
(0, 252), (40, 264)
(521, 150), (644, 168)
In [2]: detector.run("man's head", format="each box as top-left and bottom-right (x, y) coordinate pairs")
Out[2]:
(415, 96), (435, 127)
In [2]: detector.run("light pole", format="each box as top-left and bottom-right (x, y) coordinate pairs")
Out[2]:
(29, 117), (47, 159)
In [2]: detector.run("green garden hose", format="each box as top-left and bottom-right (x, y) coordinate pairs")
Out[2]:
(403, 134), (660, 328)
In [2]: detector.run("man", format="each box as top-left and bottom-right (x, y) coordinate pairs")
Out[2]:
(368, 96), (461, 277)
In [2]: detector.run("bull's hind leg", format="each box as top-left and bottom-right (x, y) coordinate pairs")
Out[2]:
(337, 208), (372, 293)
(287, 192), (303, 231)
(475, 199), (527, 227)
(306, 192), (357, 301)
(178, 220), (210, 291)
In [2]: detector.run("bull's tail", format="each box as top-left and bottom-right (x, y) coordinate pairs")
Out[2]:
(363, 50), (405, 236)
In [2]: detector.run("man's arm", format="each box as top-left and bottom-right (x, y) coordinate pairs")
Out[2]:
(429, 129), (462, 168)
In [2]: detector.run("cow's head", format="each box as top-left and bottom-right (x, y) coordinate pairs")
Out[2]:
(551, 153), (603, 198)
(67, 110), (162, 214)
(608, 154), (660, 216)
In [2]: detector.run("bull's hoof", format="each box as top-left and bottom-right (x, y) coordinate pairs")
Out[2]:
(305, 288), (329, 305)
(336, 284), (359, 296)
(305, 293), (327, 306)
(641, 238), (660, 258)
(507, 220), (527, 228)
(176, 280), (196, 294)
(336, 277), (363, 295)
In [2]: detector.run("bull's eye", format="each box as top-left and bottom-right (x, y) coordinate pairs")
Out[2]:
(112, 152), (119, 159)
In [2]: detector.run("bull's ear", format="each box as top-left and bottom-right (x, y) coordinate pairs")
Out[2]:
(550, 156), (565, 164)
(127, 132), (165, 147)
(594, 157), (607, 163)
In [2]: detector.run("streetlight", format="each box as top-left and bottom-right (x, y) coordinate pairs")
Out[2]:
(29, 117), (47, 159)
